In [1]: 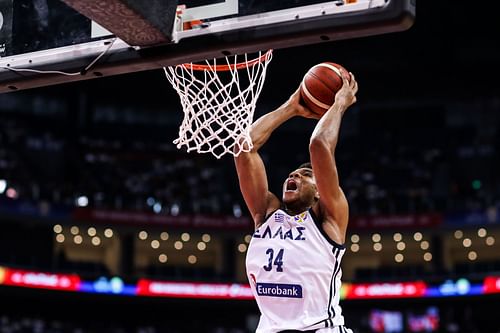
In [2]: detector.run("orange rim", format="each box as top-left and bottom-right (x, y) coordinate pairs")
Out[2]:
(182, 50), (273, 72)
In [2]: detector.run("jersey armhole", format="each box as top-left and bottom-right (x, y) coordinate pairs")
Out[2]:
(309, 208), (346, 249)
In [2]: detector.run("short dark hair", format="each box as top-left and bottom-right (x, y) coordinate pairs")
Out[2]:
(298, 162), (312, 169)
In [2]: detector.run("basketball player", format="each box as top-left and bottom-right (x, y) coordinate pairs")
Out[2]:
(234, 73), (358, 333)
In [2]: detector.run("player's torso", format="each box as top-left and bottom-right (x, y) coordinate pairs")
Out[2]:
(246, 209), (345, 331)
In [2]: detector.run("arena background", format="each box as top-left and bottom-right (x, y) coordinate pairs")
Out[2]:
(1, 1), (500, 332)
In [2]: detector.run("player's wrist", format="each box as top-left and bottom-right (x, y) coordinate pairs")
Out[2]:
(281, 104), (300, 117)
(332, 100), (349, 112)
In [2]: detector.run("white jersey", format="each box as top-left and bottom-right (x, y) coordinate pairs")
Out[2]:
(246, 209), (350, 333)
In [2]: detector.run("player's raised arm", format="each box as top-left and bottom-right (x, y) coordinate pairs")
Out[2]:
(309, 73), (358, 243)
(234, 88), (318, 227)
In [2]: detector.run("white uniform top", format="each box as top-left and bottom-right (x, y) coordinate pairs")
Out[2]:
(246, 208), (348, 333)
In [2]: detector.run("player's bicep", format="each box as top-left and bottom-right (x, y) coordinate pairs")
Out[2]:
(234, 152), (278, 224)
(309, 141), (347, 221)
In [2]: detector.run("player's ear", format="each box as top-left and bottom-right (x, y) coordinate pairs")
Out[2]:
(314, 190), (320, 201)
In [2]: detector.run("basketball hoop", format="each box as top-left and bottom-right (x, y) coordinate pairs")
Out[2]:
(164, 50), (273, 159)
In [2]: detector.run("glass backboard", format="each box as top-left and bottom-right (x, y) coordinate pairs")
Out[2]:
(0, 0), (415, 93)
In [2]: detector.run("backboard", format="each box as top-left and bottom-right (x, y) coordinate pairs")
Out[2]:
(0, 0), (415, 93)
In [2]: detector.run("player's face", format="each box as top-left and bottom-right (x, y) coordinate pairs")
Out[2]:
(282, 167), (318, 207)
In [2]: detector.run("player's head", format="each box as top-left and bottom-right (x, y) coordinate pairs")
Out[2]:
(282, 162), (319, 212)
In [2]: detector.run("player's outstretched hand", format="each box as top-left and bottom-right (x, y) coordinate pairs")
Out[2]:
(334, 72), (358, 112)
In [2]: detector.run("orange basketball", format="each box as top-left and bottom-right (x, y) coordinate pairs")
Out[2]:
(300, 62), (350, 116)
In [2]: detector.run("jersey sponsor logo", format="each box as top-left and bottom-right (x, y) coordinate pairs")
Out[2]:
(256, 282), (303, 298)
(253, 226), (306, 240)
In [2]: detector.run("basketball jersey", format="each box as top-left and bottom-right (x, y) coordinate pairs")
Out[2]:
(246, 208), (350, 333)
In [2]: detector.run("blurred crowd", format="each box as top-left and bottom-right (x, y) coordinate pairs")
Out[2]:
(1, 95), (500, 286)
(1, 98), (499, 218)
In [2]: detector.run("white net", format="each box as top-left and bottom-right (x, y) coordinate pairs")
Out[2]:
(164, 50), (273, 159)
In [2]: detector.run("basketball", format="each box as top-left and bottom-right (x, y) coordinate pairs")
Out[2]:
(300, 62), (350, 116)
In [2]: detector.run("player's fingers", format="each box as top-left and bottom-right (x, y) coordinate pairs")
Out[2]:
(349, 72), (358, 94)
(349, 72), (355, 87)
(341, 72), (350, 87)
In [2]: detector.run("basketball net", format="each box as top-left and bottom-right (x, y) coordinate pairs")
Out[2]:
(164, 50), (273, 159)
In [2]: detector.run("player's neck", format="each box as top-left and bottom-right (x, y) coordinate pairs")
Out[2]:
(284, 205), (309, 216)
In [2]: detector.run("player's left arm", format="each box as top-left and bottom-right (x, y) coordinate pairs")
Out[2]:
(309, 73), (358, 244)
